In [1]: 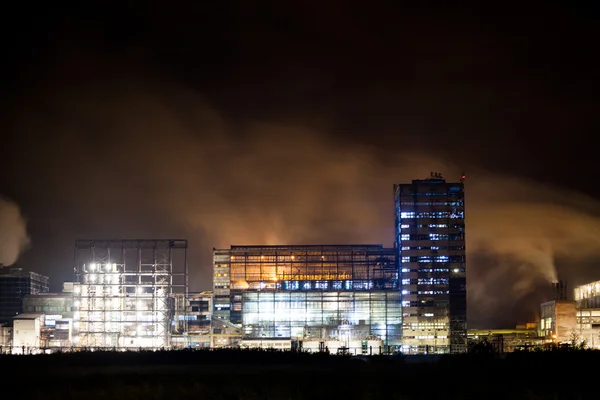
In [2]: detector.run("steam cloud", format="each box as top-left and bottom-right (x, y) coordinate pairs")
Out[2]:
(6, 65), (600, 328)
(0, 197), (30, 266)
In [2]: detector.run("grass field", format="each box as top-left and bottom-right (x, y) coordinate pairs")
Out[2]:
(1, 349), (596, 399)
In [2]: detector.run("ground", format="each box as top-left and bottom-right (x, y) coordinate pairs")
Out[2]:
(1, 349), (595, 399)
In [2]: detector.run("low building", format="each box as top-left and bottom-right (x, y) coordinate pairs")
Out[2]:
(468, 324), (544, 352)
(575, 309), (600, 349)
(540, 300), (577, 343)
(12, 313), (44, 354)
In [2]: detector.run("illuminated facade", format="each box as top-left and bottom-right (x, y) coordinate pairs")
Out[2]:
(575, 280), (600, 309)
(72, 239), (188, 349)
(394, 173), (467, 354)
(213, 245), (401, 350)
(573, 280), (600, 348)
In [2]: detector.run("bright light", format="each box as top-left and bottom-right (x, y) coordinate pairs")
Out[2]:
(89, 274), (96, 283)
(137, 287), (144, 294)
(89, 263), (96, 272)
(453, 268), (460, 273)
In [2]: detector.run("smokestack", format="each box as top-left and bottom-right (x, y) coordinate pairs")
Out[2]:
(552, 280), (567, 301)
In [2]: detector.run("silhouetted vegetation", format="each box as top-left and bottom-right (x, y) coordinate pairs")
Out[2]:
(1, 348), (597, 399)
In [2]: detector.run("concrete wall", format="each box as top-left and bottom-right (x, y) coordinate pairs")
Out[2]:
(555, 301), (577, 343)
(13, 318), (41, 351)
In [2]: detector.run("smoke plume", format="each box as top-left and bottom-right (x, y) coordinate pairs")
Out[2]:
(0, 197), (30, 266)
(4, 54), (600, 328)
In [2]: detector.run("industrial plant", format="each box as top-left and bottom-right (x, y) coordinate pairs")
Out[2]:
(2, 174), (599, 355)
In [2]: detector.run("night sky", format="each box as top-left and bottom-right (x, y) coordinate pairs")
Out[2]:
(1, 2), (599, 328)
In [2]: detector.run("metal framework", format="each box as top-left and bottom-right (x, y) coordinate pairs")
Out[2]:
(72, 239), (187, 350)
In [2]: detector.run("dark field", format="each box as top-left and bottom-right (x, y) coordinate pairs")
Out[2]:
(1, 349), (596, 399)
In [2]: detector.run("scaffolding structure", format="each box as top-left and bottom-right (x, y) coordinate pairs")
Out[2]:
(213, 245), (401, 349)
(72, 239), (187, 350)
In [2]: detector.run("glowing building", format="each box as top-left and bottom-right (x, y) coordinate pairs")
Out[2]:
(72, 239), (188, 350)
(394, 173), (467, 354)
(213, 245), (401, 352)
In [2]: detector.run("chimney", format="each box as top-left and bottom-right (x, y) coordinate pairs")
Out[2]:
(552, 280), (567, 301)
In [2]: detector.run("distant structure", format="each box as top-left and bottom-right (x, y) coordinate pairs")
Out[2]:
(394, 172), (467, 354)
(0, 266), (49, 325)
(552, 280), (568, 301)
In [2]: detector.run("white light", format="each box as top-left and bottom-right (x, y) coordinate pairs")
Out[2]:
(453, 268), (460, 273)
(89, 274), (96, 283)
(89, 263), (96, 272)
(137, 287), (144, 294)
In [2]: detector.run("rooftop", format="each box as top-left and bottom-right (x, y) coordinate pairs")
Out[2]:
(13, 313), (44, 320)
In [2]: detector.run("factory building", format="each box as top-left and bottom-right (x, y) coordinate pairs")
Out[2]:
(468, 324), (544, 352)
(2, 175), (471, 354)
(574, 280), (600, 348)
(170, 291), (220, 349)
(394, 173), (467, 354)
(71, 239), (188, 350)
(539, 281), (600, 349)
(12, 313), (44, 354)
(0, 266), (49, 324)
(213, 245), (401, 353)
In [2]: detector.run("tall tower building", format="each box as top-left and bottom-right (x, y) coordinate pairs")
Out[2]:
(394, 173), (467, 354)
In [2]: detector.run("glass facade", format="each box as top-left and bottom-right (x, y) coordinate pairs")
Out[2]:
(213, 245), (401, 349)
(0, 267), (49, 324)
(394, 175), (467, 354)
(23, 294), (73, 316)
(242, 291), (401, 344)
